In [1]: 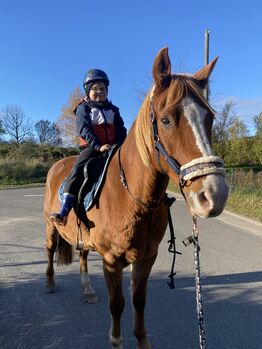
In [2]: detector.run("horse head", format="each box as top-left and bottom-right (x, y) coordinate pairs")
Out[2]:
(140, 47), (229, 218)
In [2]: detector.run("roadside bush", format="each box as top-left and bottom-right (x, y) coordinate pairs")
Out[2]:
(0, 159), (51, 185)
(0, 142), (79, 162)
(0, 143), (13, 158)
(0, 143), (79, 186)
(227, 169), (262, 193)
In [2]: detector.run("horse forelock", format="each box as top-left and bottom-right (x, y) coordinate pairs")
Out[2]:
(135, 74), (215, 167)
(166, 74), (215, 115)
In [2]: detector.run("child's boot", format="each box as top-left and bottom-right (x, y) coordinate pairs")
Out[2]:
(49, 193), (75, 226)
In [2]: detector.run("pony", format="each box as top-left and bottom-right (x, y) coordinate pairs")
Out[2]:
(44, 47), (228, 349)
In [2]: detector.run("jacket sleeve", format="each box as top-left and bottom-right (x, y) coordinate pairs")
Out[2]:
(76, 103), (101, 150)
(113, 108), (127, 144)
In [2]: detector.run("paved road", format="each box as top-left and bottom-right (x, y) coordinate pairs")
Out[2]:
(0, 187), (262, 349)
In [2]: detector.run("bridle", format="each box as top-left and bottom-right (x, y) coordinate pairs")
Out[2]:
(119, 85), (226, 208)
(149, 85), (226, 187)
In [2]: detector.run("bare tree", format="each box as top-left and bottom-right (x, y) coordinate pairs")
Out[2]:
(0, 105), (33, 144)
(212, 100), (238, 159)
(213, 100), (237, 143)
(0, 120), (5, 140)
(35, 119), (63, 146)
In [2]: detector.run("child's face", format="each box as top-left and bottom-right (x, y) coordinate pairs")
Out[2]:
(89, 81), (108, 102)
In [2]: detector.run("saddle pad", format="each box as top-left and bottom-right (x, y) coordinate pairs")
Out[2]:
(59, 145), (119, 211)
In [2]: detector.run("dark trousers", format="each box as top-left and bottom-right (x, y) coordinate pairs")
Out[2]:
(63, 147), (100, 196)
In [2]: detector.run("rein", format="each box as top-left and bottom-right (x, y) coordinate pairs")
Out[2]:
(165, 194), (182, 289)
(118, 147), (164, 210)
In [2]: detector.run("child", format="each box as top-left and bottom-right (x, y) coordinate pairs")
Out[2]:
(50, 69), (127, 225)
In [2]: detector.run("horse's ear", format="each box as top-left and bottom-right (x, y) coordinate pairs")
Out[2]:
(152, 47), (171, 91)
(194, 56), (218, 89)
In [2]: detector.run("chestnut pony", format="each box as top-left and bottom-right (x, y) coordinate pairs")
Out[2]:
(44, 47), (228, 349)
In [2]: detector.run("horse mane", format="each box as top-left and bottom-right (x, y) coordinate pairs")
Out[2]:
(135, 74), (215, 167)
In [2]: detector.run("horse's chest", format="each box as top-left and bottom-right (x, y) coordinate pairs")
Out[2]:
(92, 208), (167, 264)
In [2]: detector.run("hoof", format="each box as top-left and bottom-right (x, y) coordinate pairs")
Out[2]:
(137, 339), (152, 349)
(83, 292), (99, 303)
(110, 335), (123, 348)
(45, 283), (59, 294)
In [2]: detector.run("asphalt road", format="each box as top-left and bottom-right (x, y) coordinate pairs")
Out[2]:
(0, 187), (262, 349)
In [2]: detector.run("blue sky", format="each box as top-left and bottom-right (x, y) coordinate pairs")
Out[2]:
(1, 0), (261, 133)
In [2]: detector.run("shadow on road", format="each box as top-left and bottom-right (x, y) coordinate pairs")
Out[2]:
(1, 268), (262, 349)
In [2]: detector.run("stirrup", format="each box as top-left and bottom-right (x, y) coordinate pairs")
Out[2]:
(49, 213), (68, 226)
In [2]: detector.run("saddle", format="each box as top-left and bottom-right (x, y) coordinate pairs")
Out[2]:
(59, 144), (119, 216)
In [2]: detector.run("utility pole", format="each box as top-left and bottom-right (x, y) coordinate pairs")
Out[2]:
(204, 29), (210, 100)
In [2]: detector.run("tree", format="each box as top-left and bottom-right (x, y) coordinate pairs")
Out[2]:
(228, 117), (249, 139)
(35, 119), (63, 146)
(213, 100), (236, 142)
(253, 112), (262, 135)
(212, 100), (237, 159)
(0, 105), (33, 144)
(225, 118), (250, 165)
(252, 112), (262, 164)
(0, 120), (5, 140)
(56, 87), (84, 146)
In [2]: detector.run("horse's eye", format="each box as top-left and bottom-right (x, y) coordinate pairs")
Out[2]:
(161, 116), (171, 127)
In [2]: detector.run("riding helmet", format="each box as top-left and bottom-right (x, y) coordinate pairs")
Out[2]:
(83, 69), (110, 91)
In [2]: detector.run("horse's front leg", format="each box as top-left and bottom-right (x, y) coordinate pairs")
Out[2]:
(45, 223), (59, 293)
(131, 254), (157, 349)
(103, 260), (125, 349)
(79, 249), (98, 303)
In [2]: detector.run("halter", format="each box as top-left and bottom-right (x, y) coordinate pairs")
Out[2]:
(149, 85), (226, 186)
(119, 85), (226, 209)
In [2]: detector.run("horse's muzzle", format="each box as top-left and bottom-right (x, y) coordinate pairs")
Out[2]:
(187, 174), (229, 218)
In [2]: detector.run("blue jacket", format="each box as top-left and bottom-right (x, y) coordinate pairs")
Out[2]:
(75, 99), (127, 150)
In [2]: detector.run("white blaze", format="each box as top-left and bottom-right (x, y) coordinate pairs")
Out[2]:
(182, 97), (213, 156)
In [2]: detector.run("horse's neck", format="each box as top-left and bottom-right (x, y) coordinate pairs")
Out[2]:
(119, 123), (169, 205)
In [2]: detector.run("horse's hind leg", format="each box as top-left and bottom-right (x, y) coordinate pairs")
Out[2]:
(79, 249), (98, 303)
(131, 254), (157, 349)
(103, 260), (125, 349)
(45, 222), (59, 293)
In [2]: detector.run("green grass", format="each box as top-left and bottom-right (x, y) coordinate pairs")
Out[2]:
(226, 190), (262, 222)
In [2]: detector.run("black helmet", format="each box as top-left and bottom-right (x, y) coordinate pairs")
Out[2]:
(83, 69), (109, 89)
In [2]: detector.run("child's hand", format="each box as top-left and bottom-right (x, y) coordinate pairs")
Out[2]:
(99, 144), (112, 152)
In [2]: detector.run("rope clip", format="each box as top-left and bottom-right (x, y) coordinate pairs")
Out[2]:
(182, 217), (200, 249)
(182, 234), (198, 247)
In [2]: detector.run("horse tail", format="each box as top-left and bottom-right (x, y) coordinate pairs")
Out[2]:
(56, 235), (73, 266)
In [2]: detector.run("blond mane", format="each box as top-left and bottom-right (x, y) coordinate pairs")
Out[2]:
(135, 75), (215, 167)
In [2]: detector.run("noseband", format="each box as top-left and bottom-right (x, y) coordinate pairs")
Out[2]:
(150, 86), (226, 186)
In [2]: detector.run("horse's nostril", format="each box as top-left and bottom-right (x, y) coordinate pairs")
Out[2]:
(198, 191), (214, 210)
(198, 191), (207, 203)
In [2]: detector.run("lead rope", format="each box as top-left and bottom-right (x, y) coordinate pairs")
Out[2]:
(183, 217), (207, 349)
(165, 194), (182, 289)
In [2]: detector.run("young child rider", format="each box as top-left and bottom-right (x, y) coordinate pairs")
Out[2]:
(50, 69), (127, 225)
